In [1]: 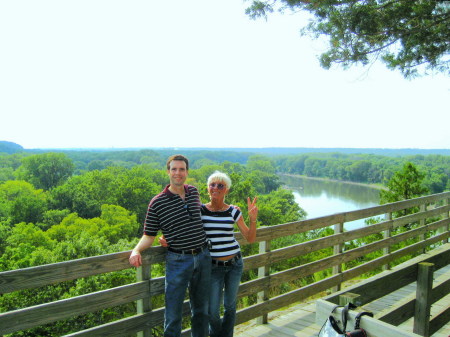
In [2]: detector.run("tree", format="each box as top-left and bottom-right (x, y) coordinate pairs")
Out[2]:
(246, 0), (450, 78)
(50, 166), (161, 222)
(380, 162), (429, 204)
(0, 181), (48, 225)
(18, 153), (75, 190)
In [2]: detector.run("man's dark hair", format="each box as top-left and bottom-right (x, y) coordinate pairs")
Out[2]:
(166, 154), (189, 170)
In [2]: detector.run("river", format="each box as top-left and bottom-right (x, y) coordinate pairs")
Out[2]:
(280, 175), (381, 230)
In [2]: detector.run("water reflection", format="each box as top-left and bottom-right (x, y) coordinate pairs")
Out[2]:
(281, 175), (380, 205)
(280, 175), (381, 230)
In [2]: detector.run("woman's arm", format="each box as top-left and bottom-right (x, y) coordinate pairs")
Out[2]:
(236, 197), (258, 243)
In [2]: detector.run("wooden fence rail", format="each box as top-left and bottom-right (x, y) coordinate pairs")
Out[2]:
(1, 191), (449, 337)
(316, 243), (450, 337)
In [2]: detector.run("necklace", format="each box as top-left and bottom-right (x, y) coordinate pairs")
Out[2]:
(207, 203), (229, 212)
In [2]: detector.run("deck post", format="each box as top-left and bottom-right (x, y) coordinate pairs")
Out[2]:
(256, 239), (271, 324)
(419, 204), (427, 254)
(413, 262), (434, 337)
(443, 197), (449, 244)
(339, 292), (361, 307)
(332, 222), (344, 292)
(383, 212), (392, 271)
(136, 263), (152, 337)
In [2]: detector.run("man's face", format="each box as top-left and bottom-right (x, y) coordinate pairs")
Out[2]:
(167, 160), (188, 187)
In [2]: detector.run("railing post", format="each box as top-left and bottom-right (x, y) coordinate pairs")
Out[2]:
(443, 197), (449, 244)
(332, 222), (343, 293)
(383, 212), (392, 271)
(339, 292), (361, 307)
(413, 262), (433, 337)
(256, 240), (270, 325)
(136, 263), (152, 337)
(419, 204), (427, 254)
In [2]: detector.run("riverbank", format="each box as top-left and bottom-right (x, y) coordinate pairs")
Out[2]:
(280, 173), (388, 191)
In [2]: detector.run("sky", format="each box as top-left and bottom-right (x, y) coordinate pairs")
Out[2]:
(1, 0), (449, 150)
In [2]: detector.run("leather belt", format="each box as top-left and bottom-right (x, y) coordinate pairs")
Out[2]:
(167, 242), (208, 255)
(212, 252), (242, 266)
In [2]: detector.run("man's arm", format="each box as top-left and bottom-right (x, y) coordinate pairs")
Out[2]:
(129, 235), (155, 267)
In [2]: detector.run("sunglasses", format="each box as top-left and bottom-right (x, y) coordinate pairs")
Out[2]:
(183, 204), (193, 219)
(209, 183), (226, 190)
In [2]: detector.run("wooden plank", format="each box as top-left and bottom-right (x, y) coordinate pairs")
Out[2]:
(431, 277), (450, 303)
(377, 294), (416, 325)
(429, 301), (450, 336)
(0, 248), (166, 294)
(63, 309), (164, 337)
(245, 191), (450, 244)
(324, 243), (450, 304)
(0, 281), (150, 335)
(243, 217), (449, 278)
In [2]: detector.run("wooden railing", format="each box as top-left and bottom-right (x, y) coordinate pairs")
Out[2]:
(316, 244), (450, 337)
(1, 192), (449, 337)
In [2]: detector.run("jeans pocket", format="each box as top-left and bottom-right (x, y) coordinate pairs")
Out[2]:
(166, 251), (184, 262)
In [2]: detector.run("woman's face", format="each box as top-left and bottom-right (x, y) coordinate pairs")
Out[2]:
(208, 180), (228, 201)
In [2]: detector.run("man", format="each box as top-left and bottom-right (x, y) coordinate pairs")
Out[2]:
(129, 154), (211, 337)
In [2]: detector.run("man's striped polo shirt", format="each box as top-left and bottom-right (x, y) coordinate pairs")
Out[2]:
(144, 184), (207, 250)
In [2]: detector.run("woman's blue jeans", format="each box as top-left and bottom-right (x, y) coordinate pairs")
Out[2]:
(208, 256), (243, 337)
(164, 249), (211, 337)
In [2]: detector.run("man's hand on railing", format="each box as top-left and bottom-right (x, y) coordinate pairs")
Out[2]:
(129, 235), (155, 267)
(129, 250), (142, 267)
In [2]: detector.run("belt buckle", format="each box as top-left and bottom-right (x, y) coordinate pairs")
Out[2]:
(191, 248), (198, 255)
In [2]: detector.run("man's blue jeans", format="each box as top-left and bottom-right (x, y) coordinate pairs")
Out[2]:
(164, 249), (211, 337)
(208, 256), (243, 337)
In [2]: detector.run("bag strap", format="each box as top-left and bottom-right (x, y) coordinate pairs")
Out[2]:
(341, 302), (357, 332)
(328, 302), (357, 334)
(354, 311), (373, 329)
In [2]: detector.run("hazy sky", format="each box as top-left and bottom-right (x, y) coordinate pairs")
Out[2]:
(1, 0), (449, 150)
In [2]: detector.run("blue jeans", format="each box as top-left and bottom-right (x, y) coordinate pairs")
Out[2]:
(164, 249), (211, 337)
(208, 255), (244, 337)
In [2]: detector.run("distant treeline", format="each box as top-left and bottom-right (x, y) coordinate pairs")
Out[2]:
(1, 146), (449, 193)
(272, 152), (450, 193)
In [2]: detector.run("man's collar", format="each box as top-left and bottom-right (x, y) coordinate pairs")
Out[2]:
(163, 184), (189, 197)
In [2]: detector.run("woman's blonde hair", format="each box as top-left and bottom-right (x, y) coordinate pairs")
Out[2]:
(207, 171), (231, 189)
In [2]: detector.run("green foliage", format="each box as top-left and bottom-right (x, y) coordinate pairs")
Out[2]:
(246, 0), (450, 78)
(50, 166), (161, 223)
(257, 188), (306, 226)
(274, 152), (450, 193)
(380, 162), (429, 204)
(17, 153), (75, 190)
(0, 180), (48, 224)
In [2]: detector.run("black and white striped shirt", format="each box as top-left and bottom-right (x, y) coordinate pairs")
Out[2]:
(144, 185), (207, 250)
(201, 205), (242, 258)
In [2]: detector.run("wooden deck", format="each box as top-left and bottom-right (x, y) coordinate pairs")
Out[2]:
(234, 301), (320, 337)
(235, 263), (450, 337)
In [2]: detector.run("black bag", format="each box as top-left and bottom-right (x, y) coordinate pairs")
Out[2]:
(344, 311), (373, 337)
(319, 303), (373, 337)
(318, 303), (356, 337)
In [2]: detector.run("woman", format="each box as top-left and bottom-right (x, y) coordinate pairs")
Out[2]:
(202, 171), (258, 337)
(160, 171), (258, 337)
